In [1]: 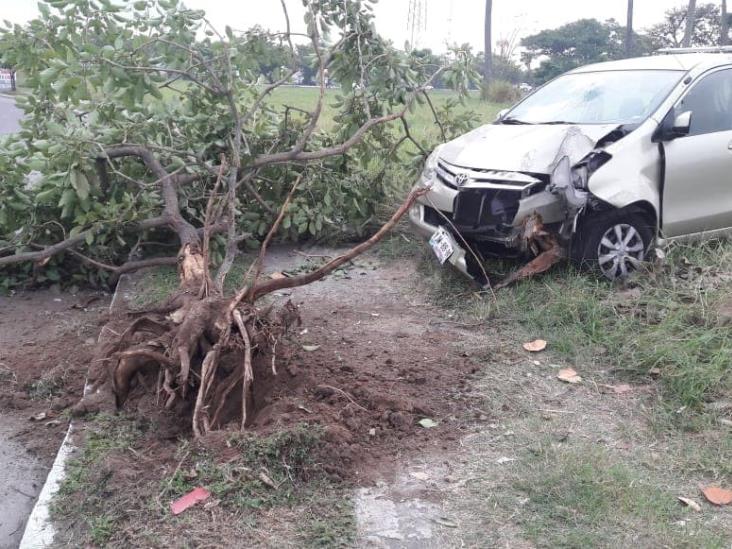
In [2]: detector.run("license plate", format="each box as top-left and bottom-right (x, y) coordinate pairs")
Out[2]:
(429, 227), (454, 264)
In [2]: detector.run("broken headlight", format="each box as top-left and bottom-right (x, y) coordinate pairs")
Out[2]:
(420, 144), (445, 184)
(572, 151), (611, 189)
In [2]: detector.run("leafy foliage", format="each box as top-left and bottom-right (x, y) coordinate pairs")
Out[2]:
(0, 0), (478, 288)
(647, 3), (724, 48)
(521, 18), (653, 84)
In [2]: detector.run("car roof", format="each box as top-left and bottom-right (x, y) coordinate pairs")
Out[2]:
(569, 53), (732, 74)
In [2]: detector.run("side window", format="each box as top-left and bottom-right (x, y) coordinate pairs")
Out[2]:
(678, 68), (732, 136)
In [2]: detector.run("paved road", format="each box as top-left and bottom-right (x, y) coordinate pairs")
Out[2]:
(0, 94), (22, 134)
(0, 95), (45, 549)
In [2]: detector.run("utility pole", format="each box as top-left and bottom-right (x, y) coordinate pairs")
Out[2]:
(722, 0), (730, 46)
(625, 0), (634, 56)
(682, 0), (698, 47)
(483, 0), (493, 97)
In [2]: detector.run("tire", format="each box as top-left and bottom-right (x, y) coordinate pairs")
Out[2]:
(571, 209), (654, 281)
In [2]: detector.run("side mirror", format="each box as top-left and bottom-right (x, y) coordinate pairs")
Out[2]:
(672, 110), (692, 136)
(495, 108), (509, 122)
(653, 110), (693, 142)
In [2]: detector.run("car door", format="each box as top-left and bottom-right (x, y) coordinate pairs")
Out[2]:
(661, 67), (732, 238)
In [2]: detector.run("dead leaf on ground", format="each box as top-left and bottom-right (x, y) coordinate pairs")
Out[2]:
(418, 418), (439, 428)
(678, 496), (702, 511)
(701, 486), (732, 506)
(302, 345), (320, 352)
(269, 272), (288, 280)
(523, 339), (547, 353)
(557, 368), (582, 384)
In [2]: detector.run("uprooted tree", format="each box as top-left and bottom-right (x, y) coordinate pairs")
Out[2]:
(0, 0), (478, 436)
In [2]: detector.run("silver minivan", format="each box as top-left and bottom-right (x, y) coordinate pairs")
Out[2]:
(410, 47), (732, 284)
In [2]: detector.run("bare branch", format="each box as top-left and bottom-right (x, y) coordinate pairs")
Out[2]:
(250, 187), (428, 300)
(422, 91), (446, 142)
(250, 108), (407, 168)
(246, 171), (305, 301)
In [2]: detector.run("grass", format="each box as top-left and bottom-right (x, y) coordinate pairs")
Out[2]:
(418, 237), (732, 419)
(54, 416), (357, 547)
(267, 86), (505, 137)
(416, 235), (732, 545)
(53, 414), (146, 546)
(513, 444), (729, 548)
(161, 424), (326, 510)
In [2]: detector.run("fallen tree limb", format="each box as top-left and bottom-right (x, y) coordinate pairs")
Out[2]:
(249, 187), (429, 300)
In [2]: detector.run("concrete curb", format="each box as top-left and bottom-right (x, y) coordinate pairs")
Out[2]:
(18, 276), (131, 548)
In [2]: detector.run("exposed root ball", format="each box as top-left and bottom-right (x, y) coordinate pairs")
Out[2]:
(75, 290), (300, 438)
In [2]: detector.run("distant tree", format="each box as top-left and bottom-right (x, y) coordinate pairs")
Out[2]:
(295, 44), (317, 86)
(239, 26), (291, 83)
(410, 48), (446, 88)
(648, 3), (720, 48)
(626, 0), (634, 56)
(683, 0), (699, 46)
(722, 0), (730, 45)
(522, 19), (649, 83)
(482, 0), (493, 98)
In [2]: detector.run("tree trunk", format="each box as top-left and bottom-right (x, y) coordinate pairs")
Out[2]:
(625, 0), (634, 56)
(683, 0), (698, 47)
(482, 0), (493, 98)
(10, 70), (16, 92)
(722, 0), (730, 46)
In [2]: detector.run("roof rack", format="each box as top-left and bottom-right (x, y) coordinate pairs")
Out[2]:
(656, 46), (732, 55)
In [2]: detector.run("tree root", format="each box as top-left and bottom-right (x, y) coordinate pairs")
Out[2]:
(73, 187), (426, 437)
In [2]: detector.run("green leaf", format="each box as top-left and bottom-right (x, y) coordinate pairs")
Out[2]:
(58, 188), (76, 208)
(70, 170), (90, 200)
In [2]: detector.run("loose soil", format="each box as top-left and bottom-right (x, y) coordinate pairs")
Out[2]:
(8, 244), (732, 547)
(113, 247), (485, 482)
(0, 289), (110, 547)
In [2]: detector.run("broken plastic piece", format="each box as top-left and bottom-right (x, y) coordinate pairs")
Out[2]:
(171, 487), (211, 515)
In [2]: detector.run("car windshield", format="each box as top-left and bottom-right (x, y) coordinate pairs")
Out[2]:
(504, 70), (684, 125)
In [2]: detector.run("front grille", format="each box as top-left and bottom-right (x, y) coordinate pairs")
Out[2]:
(453, 188), (521, 228)
(436, 159), (541, 189)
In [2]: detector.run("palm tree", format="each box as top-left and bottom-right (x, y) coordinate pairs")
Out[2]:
(722, 0), (729, 46)
(625, 0), (634, 56)
(682, 0), (698, 47)
(482, 0), (493, 98)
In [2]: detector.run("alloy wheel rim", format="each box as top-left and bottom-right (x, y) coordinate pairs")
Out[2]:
(597, 223), (645, 280)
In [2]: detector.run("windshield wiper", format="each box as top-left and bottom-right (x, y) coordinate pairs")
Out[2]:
(500, 117), (533, 125)
(542, 120), (578, 125)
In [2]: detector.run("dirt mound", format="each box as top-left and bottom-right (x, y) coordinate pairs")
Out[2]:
(116, 301), (479, 480)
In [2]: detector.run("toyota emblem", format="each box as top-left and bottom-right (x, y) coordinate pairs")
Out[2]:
(454, 173), (469, 187)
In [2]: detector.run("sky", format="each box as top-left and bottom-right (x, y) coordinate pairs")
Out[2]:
(0, 0), (691, 53)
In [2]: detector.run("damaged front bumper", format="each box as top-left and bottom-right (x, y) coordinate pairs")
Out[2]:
(410, 155), (590, 285)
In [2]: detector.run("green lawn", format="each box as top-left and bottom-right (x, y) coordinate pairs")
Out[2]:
(266, 86), (505, 142)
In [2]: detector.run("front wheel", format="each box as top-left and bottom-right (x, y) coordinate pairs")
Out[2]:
(573, 210), (654, 281)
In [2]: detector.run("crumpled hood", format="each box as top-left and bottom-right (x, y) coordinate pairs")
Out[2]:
(439, 123), (620, 174)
